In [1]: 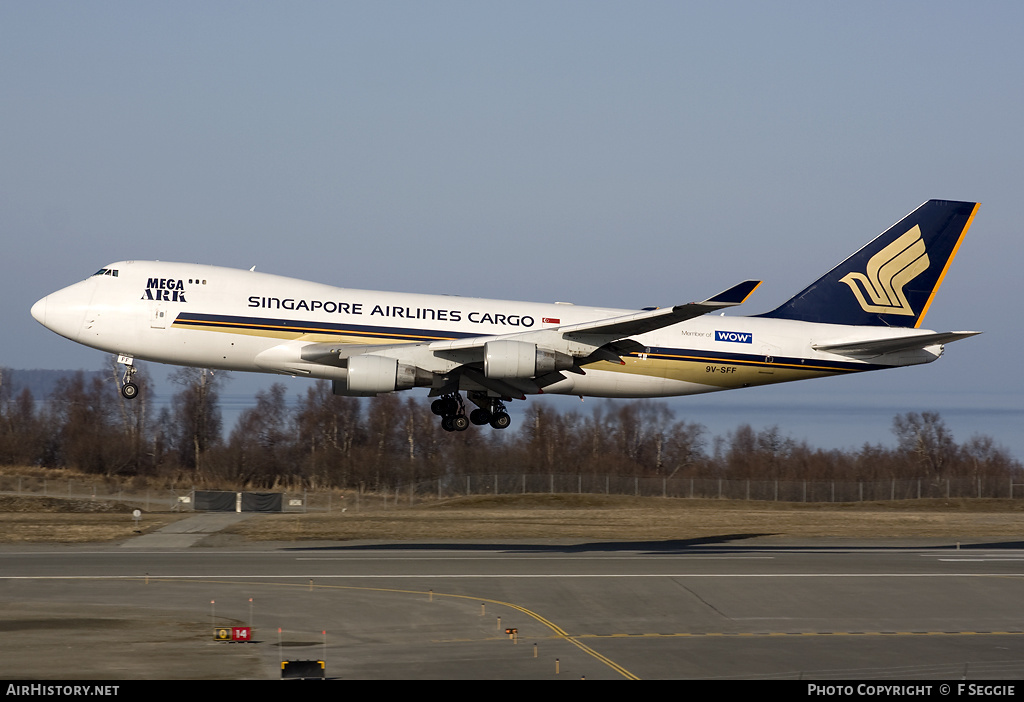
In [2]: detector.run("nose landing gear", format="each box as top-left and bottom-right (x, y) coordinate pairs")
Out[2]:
(118, 355), (139, 400)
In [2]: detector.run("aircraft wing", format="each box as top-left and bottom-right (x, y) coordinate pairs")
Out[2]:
(552, 280), (762, 338)
(423, 279), (762, 354)
(275, 279), (762, 397)
(298, 342), (417, 365)
(812, 331), (981, 358)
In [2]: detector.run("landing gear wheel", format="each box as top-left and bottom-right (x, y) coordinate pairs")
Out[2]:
(437, 392), (511, 431)
(469, 408), (492, 426)
(119, 358), (139, 400)
(437, 392), (467, 432)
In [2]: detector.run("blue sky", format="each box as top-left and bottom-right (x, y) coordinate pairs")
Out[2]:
(3, 2), (1022, 455)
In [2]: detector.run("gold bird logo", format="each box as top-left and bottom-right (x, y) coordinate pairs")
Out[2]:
(839, 226), (929, 316)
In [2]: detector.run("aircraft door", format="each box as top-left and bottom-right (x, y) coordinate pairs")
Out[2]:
(151, 304), (168, 329)
(760, 342), (781, 369)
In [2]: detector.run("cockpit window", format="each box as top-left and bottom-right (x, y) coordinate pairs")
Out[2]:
(92, 268), (119, 277)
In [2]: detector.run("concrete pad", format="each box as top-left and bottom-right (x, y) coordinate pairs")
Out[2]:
(121, 512), (254, 548)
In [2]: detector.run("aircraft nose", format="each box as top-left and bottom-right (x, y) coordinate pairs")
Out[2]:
(30, 296), (46, 325)
(30, 281), (91, 342)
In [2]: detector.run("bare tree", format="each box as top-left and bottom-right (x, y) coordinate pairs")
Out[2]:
(892, 412), (956, 477)
(664, 419), (707, 479)
(293, 380), (363, 488)
(48, 371), (126, 474)
(107, 356), (153, 474)
(169, 368), (226, 474)
(0, 381), (44, 467)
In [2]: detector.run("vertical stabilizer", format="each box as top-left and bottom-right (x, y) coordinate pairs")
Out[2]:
(758, 200), (979, 328)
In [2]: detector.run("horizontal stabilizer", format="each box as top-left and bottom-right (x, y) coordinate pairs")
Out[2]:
(813, 331), (981, 357)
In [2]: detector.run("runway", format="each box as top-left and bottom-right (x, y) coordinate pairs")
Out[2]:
(4, 531), (1024, 680)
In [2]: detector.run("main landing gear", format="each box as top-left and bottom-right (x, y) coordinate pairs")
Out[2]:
(431, 392), (511, 432)
(431, 394), (469, 432)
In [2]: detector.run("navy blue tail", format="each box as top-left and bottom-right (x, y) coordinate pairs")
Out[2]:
(758, 200), (979, 328)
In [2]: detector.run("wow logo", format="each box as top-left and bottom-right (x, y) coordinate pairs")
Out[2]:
(715, 330), (752, 344)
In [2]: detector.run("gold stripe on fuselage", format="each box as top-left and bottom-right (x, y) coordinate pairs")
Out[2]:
(172, 315), (852, 389)
(592, 354), (848, 389)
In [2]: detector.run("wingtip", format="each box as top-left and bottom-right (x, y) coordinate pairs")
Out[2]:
(737, 280), (762, 303)
(705, 279), (763, 306)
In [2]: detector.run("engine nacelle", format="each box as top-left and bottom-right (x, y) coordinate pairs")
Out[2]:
(484, 340), (573, 379)
(340, 354), (421, 395)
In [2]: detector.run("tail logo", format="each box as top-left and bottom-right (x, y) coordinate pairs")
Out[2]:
(838, 225), (929, 316)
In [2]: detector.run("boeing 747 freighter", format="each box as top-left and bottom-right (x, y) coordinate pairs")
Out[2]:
(31, 200), (981, 431)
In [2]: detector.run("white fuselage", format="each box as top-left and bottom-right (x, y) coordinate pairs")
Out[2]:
(31, 261), (944, 399)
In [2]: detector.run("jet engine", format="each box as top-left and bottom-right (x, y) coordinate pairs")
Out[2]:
(335, 354), (429, 395)
(484, 340), (573, 379)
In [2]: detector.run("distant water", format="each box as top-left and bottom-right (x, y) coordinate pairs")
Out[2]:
(670, 400), (1024, 458)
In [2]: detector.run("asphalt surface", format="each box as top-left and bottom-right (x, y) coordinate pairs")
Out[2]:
(3, 515), (1024, 680)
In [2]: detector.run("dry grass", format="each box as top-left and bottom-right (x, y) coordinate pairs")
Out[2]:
(4, 492), (1024, 544)
(0, 495), (192, 543)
